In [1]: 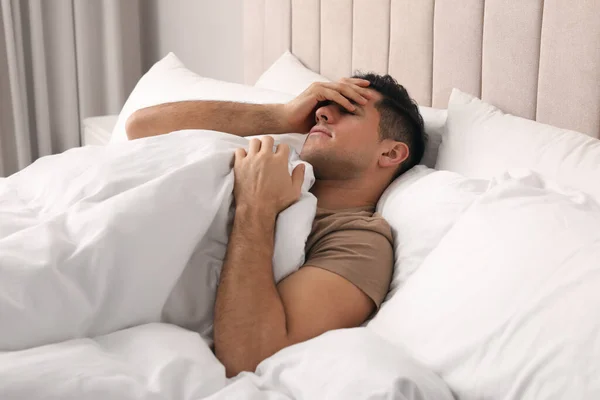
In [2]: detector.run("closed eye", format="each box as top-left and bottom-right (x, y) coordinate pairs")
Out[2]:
(338, 104), (356, 115)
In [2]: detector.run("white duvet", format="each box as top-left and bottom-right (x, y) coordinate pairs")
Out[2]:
(0, 323), (453, 400)
(0, 130), (317, 351)
(0, 131), (453, 400)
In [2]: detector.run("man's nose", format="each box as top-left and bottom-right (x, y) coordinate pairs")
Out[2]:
(315, 105), (335, 124)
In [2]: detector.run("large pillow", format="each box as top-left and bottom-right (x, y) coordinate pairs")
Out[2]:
(376, 166), (488, 301)
(418, 107), (446, 168)
(369, 170), (600, 399)
(437, 89), (600, 202)
(254, 50), (330, 96)
(254, 51), (447, 169)
(110, 53), (306, 152)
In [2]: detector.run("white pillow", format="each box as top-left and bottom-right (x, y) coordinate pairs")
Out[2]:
(255, 51), (447, 168)
(437, 88), (600, 202)
(110, 53), (306, 152)
(418, 107), (447, 168)
(376, 166), (488, 301)
(369, 170), (600, 399)
(255, 50), (330, 96)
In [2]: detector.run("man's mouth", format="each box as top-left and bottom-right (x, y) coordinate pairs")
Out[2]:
(309, 126), (332, 138)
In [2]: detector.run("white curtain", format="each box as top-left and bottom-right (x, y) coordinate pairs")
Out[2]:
(0, 0), (142, 177)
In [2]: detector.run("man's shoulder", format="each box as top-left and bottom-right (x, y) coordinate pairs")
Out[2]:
(305, 207), (394, 308)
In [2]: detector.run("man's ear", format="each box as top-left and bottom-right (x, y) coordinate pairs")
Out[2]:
(378, 141), (409, 168)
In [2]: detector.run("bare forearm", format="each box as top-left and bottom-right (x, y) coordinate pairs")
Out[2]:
(126, 101), (291, 140)
(213, 206), (289, 377)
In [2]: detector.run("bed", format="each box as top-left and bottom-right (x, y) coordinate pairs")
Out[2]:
(2, 1), (600, 399)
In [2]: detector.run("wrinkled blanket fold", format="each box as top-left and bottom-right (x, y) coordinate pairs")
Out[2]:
(0, 130), (317, 351)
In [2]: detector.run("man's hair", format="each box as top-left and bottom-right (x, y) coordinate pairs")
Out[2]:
(352, 72), (427, 179)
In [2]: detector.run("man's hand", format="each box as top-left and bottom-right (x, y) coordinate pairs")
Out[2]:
(233, 136), (305, 216)
(283, 78), (373, 133)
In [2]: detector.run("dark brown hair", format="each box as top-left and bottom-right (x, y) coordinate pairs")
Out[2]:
(353, 72), (427, 178)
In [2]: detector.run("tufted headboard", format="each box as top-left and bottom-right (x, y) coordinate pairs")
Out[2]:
(243, 0), (600, 138)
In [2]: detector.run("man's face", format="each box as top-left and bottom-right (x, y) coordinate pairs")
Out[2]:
(300, 89), (383, 180)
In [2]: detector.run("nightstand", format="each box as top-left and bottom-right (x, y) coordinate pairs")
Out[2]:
(82, 115), (119, 146)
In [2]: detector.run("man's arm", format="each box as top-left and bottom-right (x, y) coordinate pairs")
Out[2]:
(213, 136), (375, 377)
(214, 207), (374, 376)
(126, 101), (291, 140)
(126, 77), (373, 140)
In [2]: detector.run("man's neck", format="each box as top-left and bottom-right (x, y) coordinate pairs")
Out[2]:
(310, 178), (385, 210)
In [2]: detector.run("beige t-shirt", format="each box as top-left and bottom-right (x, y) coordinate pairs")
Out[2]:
(303, 206), (394, 308)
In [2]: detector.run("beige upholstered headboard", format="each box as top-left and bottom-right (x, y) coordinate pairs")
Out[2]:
(243, 0), (600, 138)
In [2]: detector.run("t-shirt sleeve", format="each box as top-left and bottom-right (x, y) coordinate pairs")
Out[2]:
(304, 227), (394, 308)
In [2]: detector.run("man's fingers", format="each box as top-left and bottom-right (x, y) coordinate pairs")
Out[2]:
(233, 148), (246, 167)
(338, 79), (373, 99)
(323, 82), (368, 105)
(235, 148), (247, 159)
(291, 163), (306, 196)
(352, 84), (374, 99)
(248, 138), (261, 154)
(322, 88), (356, 112)
(260, 136), (275, 153)
(276, 142), (290, 158)
(341, 77), (371, 88)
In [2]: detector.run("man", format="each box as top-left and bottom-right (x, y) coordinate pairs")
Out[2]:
(126, 73), (426, 377)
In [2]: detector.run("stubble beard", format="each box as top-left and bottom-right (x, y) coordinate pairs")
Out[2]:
(300, 146), (367, 180)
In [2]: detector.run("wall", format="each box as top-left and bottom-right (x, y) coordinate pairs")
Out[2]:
(140, 0), (244, 83)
